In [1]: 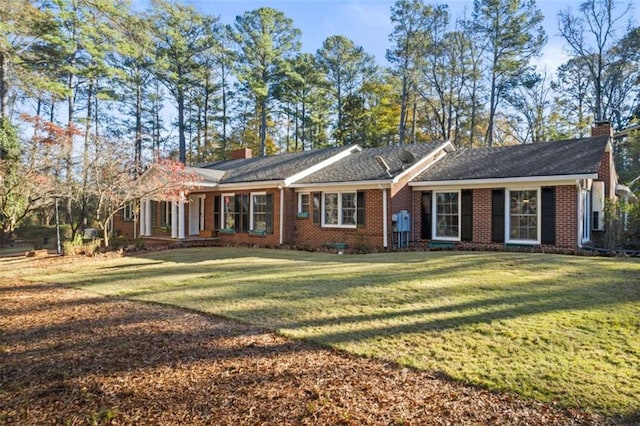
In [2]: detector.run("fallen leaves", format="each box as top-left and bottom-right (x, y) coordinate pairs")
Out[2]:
(0, 277), (618, 425)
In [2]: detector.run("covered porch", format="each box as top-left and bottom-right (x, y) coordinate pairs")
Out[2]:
(138, 193), (209, 240)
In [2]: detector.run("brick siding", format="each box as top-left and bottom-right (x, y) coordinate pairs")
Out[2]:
(412, 185), (579, 251)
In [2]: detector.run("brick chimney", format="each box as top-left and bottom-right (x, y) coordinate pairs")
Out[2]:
(591, 120), (613, 137)
(230, 148), (252, 160)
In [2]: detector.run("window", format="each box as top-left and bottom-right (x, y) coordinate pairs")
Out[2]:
(251, 193), (267, 231)
(322, 192), (357, 227)
(222, 194), (235, 229)
(122, 201), (135, 222)
(161, 201), (172, 227)
(298, 193), (310, 214)
(508, 189), (538, 242)
(434, 191), (459, 239)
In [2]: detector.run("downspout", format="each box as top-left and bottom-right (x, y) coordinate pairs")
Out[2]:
(279, 186), (284, 245)
(382, 186), (388, 249)
(576, 181), (583, 248)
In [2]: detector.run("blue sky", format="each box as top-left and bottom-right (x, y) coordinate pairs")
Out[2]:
(187, 0), (582, 72)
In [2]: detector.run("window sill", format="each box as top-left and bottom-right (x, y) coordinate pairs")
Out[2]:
(249, 229), (266, 237)
(321, 224), (357, 229)
(218, 228), (235, 235)
(296, 212), (310, 219)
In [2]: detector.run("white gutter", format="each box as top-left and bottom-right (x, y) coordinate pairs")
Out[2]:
(217, 180), (284, 190)
(409, 174), (598, 188)
(279, 186), (284, 245)
(382, 186), (388, 248)
(576, 181), (583, 249)
(289, 180), (393, 190)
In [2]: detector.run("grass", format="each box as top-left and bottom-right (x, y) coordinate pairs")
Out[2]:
(4, 247), (639, 417)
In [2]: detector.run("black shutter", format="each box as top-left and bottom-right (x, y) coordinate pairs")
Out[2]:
(356, 191), (365, 226)
(541, 187), (556, 245)
(241, 194), (249, 232)
(461, 189), (473, 241)
(313, 192), (321, 224)
(234, 196), (241, 232)
(492, 189), (505, 243)
(421, 191), (432, 239)
(266, 193), (274, 234)
(213, 195), (220, 229)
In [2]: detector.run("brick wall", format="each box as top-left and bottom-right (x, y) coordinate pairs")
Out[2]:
(295, 189), (385, 250)
(113, 215), (136, 239)
(472, 188), (492, 244)
(412, 185), (580, 251)
(554, 185), (578, 248)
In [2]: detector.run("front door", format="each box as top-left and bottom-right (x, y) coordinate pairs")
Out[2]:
(189, 195), (205, 235)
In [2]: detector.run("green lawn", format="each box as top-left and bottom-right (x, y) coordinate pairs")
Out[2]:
(5, 248), (639, 417)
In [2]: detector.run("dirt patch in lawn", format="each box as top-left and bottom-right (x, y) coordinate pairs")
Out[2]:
(0, 272), (618, 425)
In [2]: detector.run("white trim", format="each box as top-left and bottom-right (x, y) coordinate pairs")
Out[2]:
(139, 200), (146, 236)
(279, 188), (284, 245)
(171, 201), (178, 238)
(217, 180), (283, 191)
(505, 188), (541, 245)
(382, 187), (388, 248)
(178, 198), (185, 239)
(321, 191), (358, 228)
(392, 141), (454, 184)
(249, 191), (267, 232)
(284, 146), (361, 186)
(290, 180), (391, 191)
(297, 192), (310, 214)
(221, 193), (235, 229)
(432, 190), (461, 241)
(410, 174), (597, 189)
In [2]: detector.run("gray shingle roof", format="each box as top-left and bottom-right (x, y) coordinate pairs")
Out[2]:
(201, 146), (352, 183)
(414, 136), (609, 182)
(295, 142), (448, 184)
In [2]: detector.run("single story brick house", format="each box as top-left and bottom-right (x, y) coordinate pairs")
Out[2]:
(114, 123), (631, 252)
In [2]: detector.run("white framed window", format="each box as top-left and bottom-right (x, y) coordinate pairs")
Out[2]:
(251, 192), (267, 231)
(507, 189), (540, 243)
(222, 193), (235, 229)
(433, 191), (460, 240)
(298, 193), (310, 214)
(122, 201), (135, 221)
(322, 192), (357, 228)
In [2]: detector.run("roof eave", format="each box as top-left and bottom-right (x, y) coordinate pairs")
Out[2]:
(409, 173), (599, 188)
(216, 180), (285, 190)
(392, 141), (454, 184)
(289, 180), (393, 190)
(283, 145), (362, 186)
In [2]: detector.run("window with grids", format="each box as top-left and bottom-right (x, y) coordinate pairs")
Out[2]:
(323, 192), (357, 227)
(509, 190), (538, 241)
(298, 193), (310, 214)
(252, 194), (267, 231)
(122, 201), (135, 221)
(222, 194), (236, 229)
(435, 192), (459, 238)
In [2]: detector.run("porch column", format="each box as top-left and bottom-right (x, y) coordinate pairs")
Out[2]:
(144, 199), (152, 236)
(171, 201), (178, 238)
(139, 199), (146, 237)
(178, 194), (186, 239)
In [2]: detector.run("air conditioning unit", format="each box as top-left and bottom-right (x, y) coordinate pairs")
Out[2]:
(592, 181), (605, 231)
